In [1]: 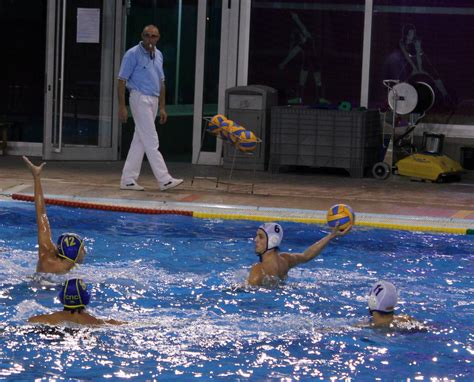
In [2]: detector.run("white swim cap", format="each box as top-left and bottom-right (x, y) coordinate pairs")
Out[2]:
(258, 223), (283, 252)
(368, 280), (398, 313)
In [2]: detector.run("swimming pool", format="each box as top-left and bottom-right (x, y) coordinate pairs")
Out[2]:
(0, 200), (472, 380)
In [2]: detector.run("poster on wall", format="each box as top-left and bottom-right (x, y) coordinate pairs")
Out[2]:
(76, 8), (100, 43)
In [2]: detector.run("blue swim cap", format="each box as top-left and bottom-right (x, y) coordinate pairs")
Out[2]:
(58, 279), (91, 309)
(57, 233), (84, 263)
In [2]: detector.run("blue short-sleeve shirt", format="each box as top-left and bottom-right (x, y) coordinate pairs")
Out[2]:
(118, 43), (165, 97)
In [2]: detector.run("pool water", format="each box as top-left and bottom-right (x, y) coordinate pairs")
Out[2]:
(0, 200), (472, 381)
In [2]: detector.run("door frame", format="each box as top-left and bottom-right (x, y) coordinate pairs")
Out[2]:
(43, 0), (123, 160)
(192, 0), (251, 165)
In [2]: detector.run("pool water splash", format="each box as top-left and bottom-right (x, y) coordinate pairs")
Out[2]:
(0, 200), (473, 380)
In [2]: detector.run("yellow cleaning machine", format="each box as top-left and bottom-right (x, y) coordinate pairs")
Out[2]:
(372, 80), (463, 182)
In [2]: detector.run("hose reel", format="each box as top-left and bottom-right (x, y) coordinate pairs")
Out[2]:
(372, 80), (436, 180)
(388, 81), (435, 115)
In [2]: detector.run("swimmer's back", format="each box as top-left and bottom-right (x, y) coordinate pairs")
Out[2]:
(28, 311), (124, 326)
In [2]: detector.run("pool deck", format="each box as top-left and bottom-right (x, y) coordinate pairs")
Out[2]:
(1, 156), (473, 233)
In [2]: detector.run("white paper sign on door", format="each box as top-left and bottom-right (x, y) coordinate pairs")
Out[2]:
(77, 8), (100, 43)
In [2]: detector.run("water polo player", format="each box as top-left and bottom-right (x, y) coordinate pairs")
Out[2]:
(362, 280), (422, 329)
(23, 156), (86, 274)
(28, 278), (124, 326)
(248, 221), (352, 286)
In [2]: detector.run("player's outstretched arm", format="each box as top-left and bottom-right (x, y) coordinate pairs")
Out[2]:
(23, 156), (57, 259)
(282, 224), (352, 269)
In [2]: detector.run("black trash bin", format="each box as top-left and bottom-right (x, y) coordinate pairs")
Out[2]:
(461, 147), (474, 170)
(223, 85), (278, 171)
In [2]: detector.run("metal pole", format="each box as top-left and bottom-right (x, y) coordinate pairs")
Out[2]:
(174, 0), (182, 104)
(54, 0), (67, 153)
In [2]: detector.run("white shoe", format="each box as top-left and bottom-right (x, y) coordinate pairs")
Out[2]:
(160, 178), (183, 191)
(120, 182), (145, 191)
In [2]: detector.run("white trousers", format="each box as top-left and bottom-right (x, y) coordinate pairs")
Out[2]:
(121, 90), (172, 186)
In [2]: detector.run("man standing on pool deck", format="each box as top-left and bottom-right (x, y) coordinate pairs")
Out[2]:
(118, 24), (183, 192)
(23, 156), (86, 274)
(248, 222), (352, 286)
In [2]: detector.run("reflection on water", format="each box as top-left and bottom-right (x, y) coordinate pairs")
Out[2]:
(0, 201), (472, 380)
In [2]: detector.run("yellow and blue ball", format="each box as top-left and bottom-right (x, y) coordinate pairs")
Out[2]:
(219, 120), (239, 141)
(327, 204), (355, 230)
(229, 125), (247, 143)
(234, 130), (258, 152)
(207, 114), (228, 136)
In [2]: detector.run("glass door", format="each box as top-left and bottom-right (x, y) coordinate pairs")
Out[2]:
(0, 0), (46, 156)
(192, 0), (222, 165)
(122, 0), (199, 163)
(192, 0), (251, 165)
(43, 0), (122, 160)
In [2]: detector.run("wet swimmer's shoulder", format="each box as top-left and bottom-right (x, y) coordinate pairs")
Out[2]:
(28, 279), (126, 327)
(389, 315), (429, 332)
(38, 233), (87, 274)
(246, 272), (285, 289)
